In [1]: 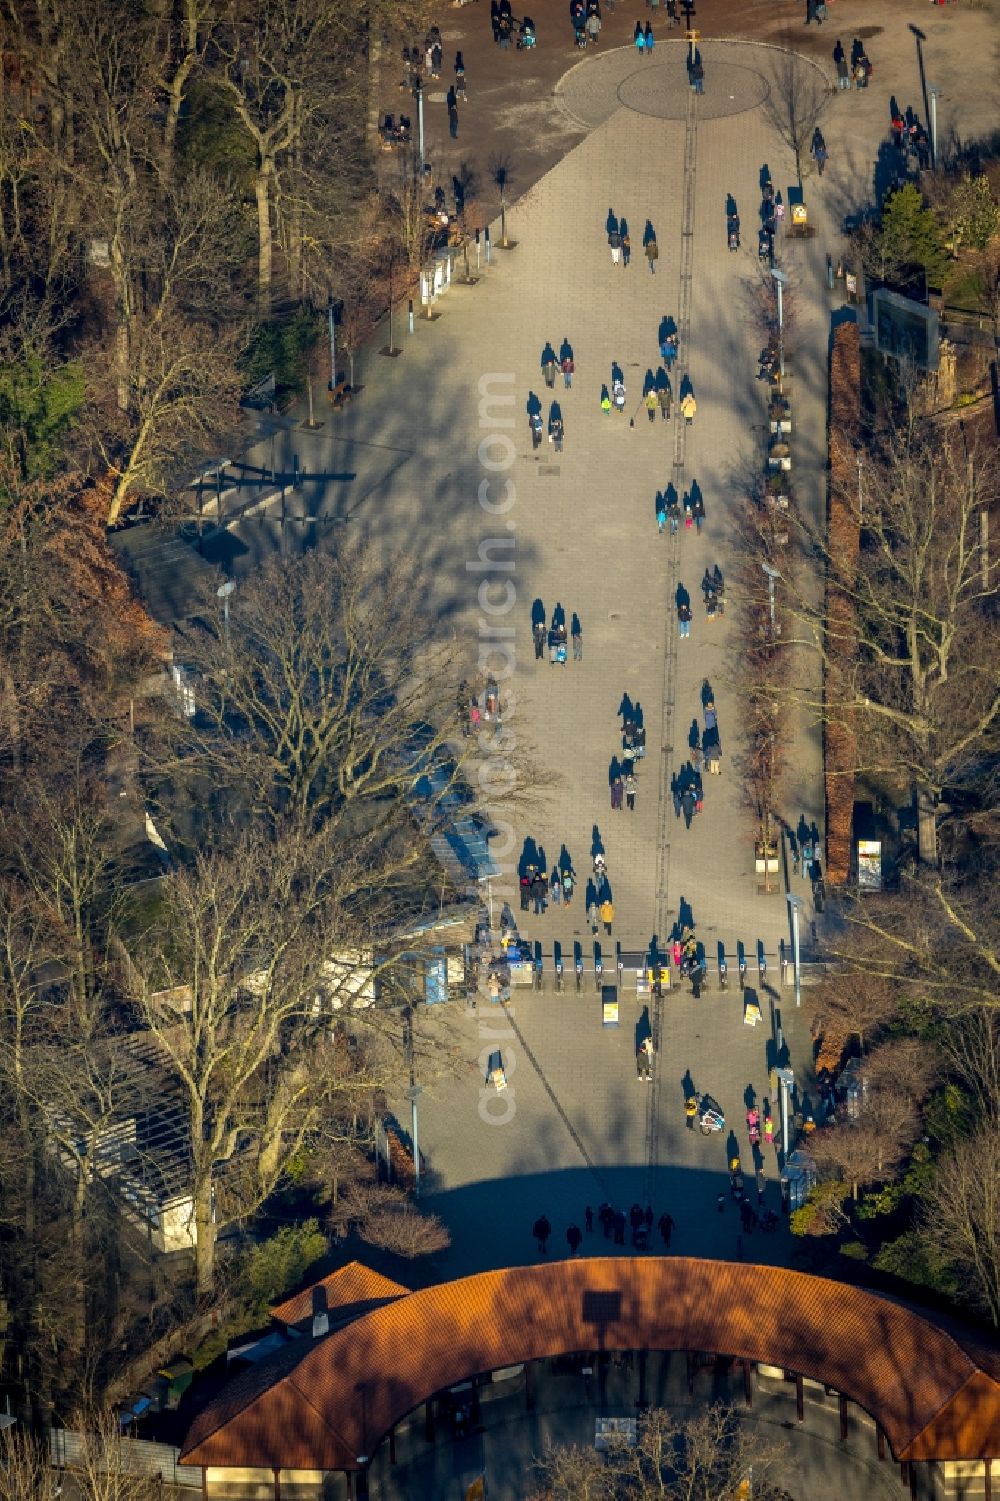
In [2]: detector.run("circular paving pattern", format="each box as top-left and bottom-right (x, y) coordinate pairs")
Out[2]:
(616, 59), (770, 120)
(556, 40), (829, 131)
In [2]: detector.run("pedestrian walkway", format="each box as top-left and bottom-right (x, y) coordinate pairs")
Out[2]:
(197, 24), (1000, 1279)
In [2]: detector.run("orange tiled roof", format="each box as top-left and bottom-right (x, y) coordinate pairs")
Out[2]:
(181, 1258), (1000, 1471)
(270, 1261), (409, 1327)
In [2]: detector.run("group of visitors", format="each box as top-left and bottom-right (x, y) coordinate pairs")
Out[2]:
(540, 339), (576, 389)
(526, 390), (565, 452)
(531, 600), (582, 664)
(609, 702), (646, 812)
(520, 861), (576, 914)
(531, 1202), (678, 1255)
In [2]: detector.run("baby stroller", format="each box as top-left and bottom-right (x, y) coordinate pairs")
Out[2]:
(698, 1095), (725, 1135)
(517, 16), (537, 47)
(727, 213), (740, 252)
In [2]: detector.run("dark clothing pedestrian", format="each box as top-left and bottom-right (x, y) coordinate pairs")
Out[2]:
(644, 1205), (654, 1231)
(567, 1224), (582, 1254)
(630, 1203), (644, 1232)
(599, 1202), (613, 1238)
(532, 1214), (551, 1252)
(541, 342), (557, 387)
(624, 774), (637, 812)
(533, 622), (545, 660)
(658, 1212), (675, 1246)
(613, 1210), (626, 1245)
(681, 789), (695, 828)
(585, 1205), (594, 1232)
(692, 493), (705, 532)
(611, 774), (623, 811)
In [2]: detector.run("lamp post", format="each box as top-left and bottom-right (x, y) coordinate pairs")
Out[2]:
(928, 85), (939, 169)
(403, 1004), (422, 1197)
(786, 894), (804, 1008)
(776, 1065), (795, 1157)
(217, 579), (236, 649)
(761, 561), (781, 636)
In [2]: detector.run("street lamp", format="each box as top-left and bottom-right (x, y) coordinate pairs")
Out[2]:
(786, 893), (804, 1008)
(770, 267), (788, 380)
(928, 85), (939, 169)
(761, 561), (781, 636)
(406, 1084), (423, 1197)
(217, 579), (236, 649)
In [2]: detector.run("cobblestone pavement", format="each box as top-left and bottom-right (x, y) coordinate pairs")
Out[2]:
(219, 18), (1000, 1278)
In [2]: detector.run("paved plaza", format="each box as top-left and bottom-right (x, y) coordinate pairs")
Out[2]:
(202, 15), (1000, 1284)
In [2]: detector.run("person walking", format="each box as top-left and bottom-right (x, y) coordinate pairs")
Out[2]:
(655, 367), (672, 419)
(685, 1096), (698, 1129)
(621, 225), (631, 267)
(454, 51), (467, 99)
(625, 773), (637, 811)
(658, 1211), (675, 1246)
(666, 492), (680, 534)
(644, 233), (659, 274)
(833, 39), (849, 89)
(550, 866), (562, 907)
(610, 773), (623, 811)
(680, 390), (697, 425)
(645, 389), (658, 423)
(541, 341), (557, 388)
(690, 54), (704, 93)
(585, 1205), (594, 1232)
(608, 222), (622, 264)
(613, 1209), (626, 1245)
(566, 1224), (583, 1254)
(681, 786), (696, 828)
(548, 407), (564, 453)
(600, 896), (614, 935)
(633, 20), (645, 51)
(811, 126), (828, 176)
(692, 492), (705, 533)
(644, 20), (654, 52)
(571, 613), (583, 659)
(678, 600), (692, 638)
(560, 351), (575, 388)
(656, 495), (667, 534)
(636, 1037), (651, 1080)
(533, 1214), (552, 1252)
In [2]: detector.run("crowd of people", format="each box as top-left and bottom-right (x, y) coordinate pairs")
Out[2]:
(532, 1202), (678, 1255)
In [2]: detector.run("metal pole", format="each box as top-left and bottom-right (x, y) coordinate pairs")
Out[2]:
(328, 303), (337, 390)
(410, 1090), (421, 1197)
(417, 85), (425, 170)
(787, 897), (802, 1008)
(928, 89), (938, 169)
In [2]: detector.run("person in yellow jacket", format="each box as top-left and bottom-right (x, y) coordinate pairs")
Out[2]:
(680, 390), (697, 426)
(600, 898), (614, 934)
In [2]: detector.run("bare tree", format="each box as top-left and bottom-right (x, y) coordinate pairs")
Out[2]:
(532, 1405), (784, 1501)
(160, 547), (473, 836)
(763, 47), (830, 189)
(919, 1122), (1000, 1325)
(123, 823), (401, 1296)
(781, 425), (999, 865)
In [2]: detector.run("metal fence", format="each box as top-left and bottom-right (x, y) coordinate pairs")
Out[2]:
(49, 1429), (201, 1489)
